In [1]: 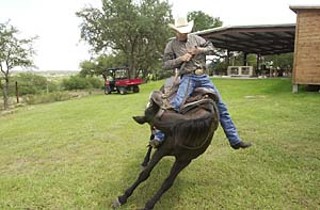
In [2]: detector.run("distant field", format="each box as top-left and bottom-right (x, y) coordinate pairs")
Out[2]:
(0, 78), (319, 209)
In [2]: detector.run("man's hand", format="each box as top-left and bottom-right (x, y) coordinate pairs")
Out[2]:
(179, 52), (193, 62)
(188, 47), (206, 55)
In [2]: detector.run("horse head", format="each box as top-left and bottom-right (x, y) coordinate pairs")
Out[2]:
(132, 90), (164, 125)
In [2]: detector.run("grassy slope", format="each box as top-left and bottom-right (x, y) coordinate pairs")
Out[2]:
(0, 78), (319, 209)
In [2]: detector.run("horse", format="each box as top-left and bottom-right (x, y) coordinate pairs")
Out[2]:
(113, 85), (220, 210)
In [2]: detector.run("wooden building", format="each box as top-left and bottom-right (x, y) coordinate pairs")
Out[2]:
(290, 6), (320, 92)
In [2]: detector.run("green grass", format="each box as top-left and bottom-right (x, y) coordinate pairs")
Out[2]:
(0, 78), (319, 209)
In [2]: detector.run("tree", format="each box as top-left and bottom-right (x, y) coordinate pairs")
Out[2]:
(76, 0), (173, 79)
(263, 53), (293, 76)
(187, 11), (223, 32)
(79, 60), (97, 77)
(0, 21), (37, 110)
(79, 53), (127, 78)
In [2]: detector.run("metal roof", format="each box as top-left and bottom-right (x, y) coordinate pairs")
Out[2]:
(194, 23), (296, 55)
(290, 5), (320, 13)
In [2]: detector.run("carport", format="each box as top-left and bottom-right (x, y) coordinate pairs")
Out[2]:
(195, 5), (320, 92)
(195, 23), (296, 73)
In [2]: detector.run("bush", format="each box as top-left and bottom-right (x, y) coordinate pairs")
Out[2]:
(62, 75), (88, 90)
(86, 76), (104, 89)
(62, 75), (103, 90)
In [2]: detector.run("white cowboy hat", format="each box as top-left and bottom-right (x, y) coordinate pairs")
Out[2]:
(168, 17), (194, 34)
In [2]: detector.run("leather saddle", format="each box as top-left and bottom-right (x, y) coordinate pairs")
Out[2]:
(133, 77), (219, 125)
(161, 76), (219, 113)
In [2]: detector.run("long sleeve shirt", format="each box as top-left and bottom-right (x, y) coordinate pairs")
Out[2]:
(163, 34), (215, 74)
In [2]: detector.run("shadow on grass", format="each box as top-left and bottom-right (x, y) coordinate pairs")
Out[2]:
(96, 148), (186, 209)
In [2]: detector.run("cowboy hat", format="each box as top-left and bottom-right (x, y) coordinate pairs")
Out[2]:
(168, 17), (194, 34)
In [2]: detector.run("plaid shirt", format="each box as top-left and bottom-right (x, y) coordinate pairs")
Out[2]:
(163, 34), (215, 74)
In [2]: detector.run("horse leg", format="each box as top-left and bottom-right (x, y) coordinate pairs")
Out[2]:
(141, 146), (152, 168)
(141, 130), (156, 168)
(143, 159), (192, 210)
(113, 149), (167, 208)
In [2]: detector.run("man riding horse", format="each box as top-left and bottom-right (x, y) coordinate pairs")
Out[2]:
(147, 17), (252, 150)
(113, 17), (252, 210)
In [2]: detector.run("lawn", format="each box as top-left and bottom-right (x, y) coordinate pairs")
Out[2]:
(0, 78), (319, 209)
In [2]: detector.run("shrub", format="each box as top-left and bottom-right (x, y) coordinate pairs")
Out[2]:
(62, 75), (89, 90)
(86, 76), (104, 89)
(62, 75), (103, 90)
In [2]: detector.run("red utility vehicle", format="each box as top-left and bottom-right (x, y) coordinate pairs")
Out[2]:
(103, 67), (143, 95)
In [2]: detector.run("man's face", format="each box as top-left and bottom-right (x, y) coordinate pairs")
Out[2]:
(175, 31), (188, 41)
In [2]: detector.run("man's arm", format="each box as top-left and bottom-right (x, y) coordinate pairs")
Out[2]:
(163, 40), (191, 70)
(189, 35), (215, 55)
(199, 40), (215, 54)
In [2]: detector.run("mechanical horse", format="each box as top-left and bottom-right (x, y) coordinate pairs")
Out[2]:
(113, 79), (220, 210)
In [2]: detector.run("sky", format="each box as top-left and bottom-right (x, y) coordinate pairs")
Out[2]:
(0, 0), (319, 71)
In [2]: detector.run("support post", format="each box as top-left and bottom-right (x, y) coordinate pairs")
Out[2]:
(292, 84), (299, 93)
(256, 54), (260, 76)
(243, 52), (247, 66)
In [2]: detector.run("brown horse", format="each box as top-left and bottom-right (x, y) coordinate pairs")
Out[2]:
(113, 88), (220, 210)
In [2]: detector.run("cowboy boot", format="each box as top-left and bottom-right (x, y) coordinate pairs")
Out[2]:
(231, 141), (252, 150)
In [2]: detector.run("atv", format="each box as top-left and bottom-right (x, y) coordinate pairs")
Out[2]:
(103, 67), (143, 95)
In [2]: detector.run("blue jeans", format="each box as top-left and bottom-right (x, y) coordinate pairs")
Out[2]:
(153, 129), (165, 141)
(154, 74), (241, 145)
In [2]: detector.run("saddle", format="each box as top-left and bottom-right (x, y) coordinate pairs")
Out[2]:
(179, 87), (218, 114)
(161, 76), (219, 114)
(133, 77), (219, 125)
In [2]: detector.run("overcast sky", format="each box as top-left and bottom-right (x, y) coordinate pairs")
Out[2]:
(0, 0), (319, 71)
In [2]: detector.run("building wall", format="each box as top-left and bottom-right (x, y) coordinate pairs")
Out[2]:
(293, 9), (320, 85)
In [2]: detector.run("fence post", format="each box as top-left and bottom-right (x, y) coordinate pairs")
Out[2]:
(15, 81), (19, 103)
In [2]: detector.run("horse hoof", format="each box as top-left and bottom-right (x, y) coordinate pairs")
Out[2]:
(112, 198), (122, 209)
(133, 116), (147, 124)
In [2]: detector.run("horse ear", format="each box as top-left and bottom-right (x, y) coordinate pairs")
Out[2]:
(150, 91), (163, 107)
(132, 116), (147, 124)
